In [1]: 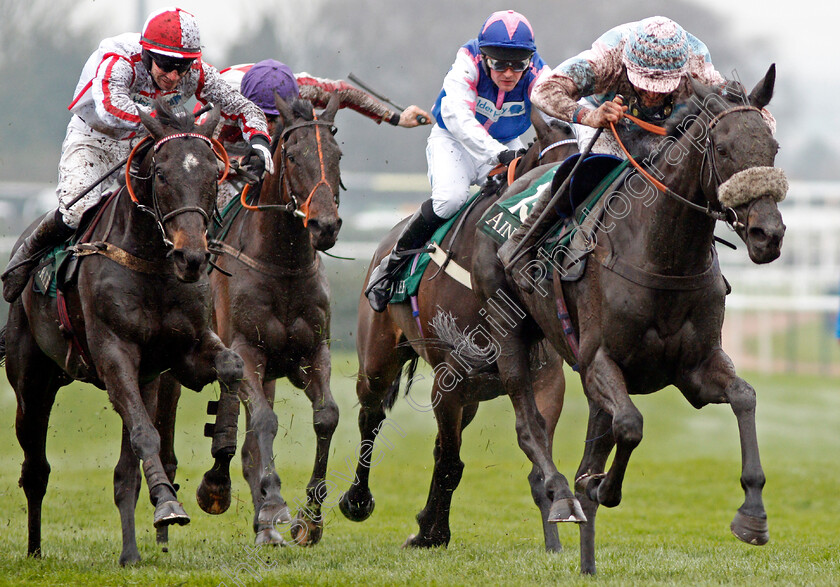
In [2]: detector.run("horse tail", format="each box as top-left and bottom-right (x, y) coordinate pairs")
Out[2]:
(0, 325), (6, 367)
(383, 356), (419, 412)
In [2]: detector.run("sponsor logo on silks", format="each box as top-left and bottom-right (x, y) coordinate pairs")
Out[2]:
(475, 97), (526, 121)
(483, 210), (518, 242)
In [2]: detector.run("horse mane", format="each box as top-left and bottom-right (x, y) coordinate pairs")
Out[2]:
(271, 98), (315, 149)
(152, 98), (196, 133)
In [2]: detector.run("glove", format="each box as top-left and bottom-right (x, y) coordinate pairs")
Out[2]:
(245, 135), (274, 178)
(497, 148), (526, 166)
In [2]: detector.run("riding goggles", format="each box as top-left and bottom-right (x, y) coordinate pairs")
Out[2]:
(484, 55), (531, 72)
(150, 53), (195, 74)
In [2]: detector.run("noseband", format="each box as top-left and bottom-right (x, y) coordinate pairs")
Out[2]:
(125, 132), (229, 247)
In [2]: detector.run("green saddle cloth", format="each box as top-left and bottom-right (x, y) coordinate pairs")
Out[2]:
(478, 159), (630, 254)
(32, 247), (75, 298)
(389, 192), (481, 305)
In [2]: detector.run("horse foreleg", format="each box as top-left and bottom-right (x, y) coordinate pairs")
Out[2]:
(404, 389), (468, 548)
(98, 347), (188, 532)
(289, 343), (339, 547)
(581, 348), (643, 509)
(170, 332), (244, 518)
(114, 424), (142, 565)
(154, 373), (181, 548)
(573, 400), (615, 575)
(680, 349), (768, 546)
(229, 348), (285, 546)
(497, 341), (583, 524)
(531, 355), (566, 553)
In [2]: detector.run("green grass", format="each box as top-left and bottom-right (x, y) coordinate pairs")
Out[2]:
(0, 354), (838, 585)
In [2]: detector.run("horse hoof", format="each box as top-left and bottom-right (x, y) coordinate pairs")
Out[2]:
(338, 492), (375, 522)
(290, 508), (324, 547)
(256, 500), (291, 532)
(402, 533), (448, 549)
(196, 471), (231, 515)
(548, 496), (587, 524)
(154, 500), (190, 528)
(119, 551), (142, 567)
(731, 511), (769, 545)
(574, 472), (606, 497)
(255, 527), (288, 547)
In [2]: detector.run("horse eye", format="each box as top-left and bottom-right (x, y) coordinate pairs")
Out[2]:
(330, 126), (338, 136)
(715, 145), (728, 157)
(286, 153), (296, 163)
(155, 168), (166, 182)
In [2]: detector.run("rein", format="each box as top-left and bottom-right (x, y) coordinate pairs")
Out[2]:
(609, 104), (764, 228)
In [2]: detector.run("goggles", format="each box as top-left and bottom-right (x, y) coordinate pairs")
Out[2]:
(151, 53), (195, 75)
(484, 55), (531, 73)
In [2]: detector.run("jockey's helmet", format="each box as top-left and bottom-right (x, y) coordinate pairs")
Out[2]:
(621, 16), (689, 94)
(478, 10), (535, 62)
(140, 7), (202, 59)
(241, 60), (299, 116)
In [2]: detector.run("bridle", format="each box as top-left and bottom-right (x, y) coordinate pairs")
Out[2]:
(610, 104), (765, 230)
(239, 113), (339, 227)
(125, 132), (229, 247)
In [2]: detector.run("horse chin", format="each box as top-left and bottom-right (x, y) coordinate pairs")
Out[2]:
(310, 230), (338, 252)
(736, 196), (785, 265)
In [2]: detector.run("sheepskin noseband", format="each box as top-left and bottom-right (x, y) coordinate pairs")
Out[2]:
(717, 166), (788, 208)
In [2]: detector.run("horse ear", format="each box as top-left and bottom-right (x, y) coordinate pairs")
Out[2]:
(531, 107), (550, 138)
(138, 105), (165, 140)
(194, 104), (220, 139)
(322, 92), (340, 122)
(274, 92), (294, 128)
(748, 64), (776, 110)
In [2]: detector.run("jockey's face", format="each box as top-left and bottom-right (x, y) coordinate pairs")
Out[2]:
(150, 61), (188, 92)
(489, 67), (525, 93)
(636, 88), (668, 108)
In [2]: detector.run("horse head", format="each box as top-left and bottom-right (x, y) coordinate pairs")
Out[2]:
(136, 99), (222, 281)
(272, 92), (343, 251)
(689, 65), (786, 263)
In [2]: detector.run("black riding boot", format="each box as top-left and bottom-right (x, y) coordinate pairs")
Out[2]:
(2, 209), (75, 302)
(365, 199), (446, 312)
(497, 182), (569, 292)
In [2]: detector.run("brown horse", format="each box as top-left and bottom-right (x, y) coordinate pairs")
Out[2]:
(338, 114), (580, 550)
(472, 66), (786, 574)
(0, 100), (245, 565)
(156, 93), (344, 547)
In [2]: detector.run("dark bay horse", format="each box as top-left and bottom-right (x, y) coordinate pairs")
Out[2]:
(339, 114), (580, 550)
(0, 100), (245, 565)
(156, 93), (343, 547)
(472, 66), (786, 574)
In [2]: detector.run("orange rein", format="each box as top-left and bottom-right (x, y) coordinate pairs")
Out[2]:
(124, 134), (230, 202)
(240, 113), (332, 227)
(487, 156), (522, 187)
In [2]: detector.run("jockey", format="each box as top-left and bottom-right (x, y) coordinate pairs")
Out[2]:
(498, 16), (772, 276)
(1, 7), (271, 303)
(365, 9), (551, 312)
(211, 59), (431, 209)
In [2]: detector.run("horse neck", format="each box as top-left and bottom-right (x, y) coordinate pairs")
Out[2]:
(618, 125), (716, 273)
(103, 184), (169, 258)
(245, 170), (315, 267)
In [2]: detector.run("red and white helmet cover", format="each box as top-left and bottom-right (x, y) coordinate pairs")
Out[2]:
(140, 7), (201, 59)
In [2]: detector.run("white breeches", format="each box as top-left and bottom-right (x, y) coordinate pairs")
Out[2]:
(426, 125), (525, 219)
(56, 119), (137, 228)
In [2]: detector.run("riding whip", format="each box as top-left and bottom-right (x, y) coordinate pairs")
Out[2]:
(347, 73), (429, 125)
(64, 103), (217, 209)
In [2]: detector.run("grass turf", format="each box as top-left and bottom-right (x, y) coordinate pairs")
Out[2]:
(0, 354), (838, 586)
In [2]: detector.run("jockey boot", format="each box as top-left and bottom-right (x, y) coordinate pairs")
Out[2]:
(2, 209), (75, 303)
(365, 199), (446, 312)
(497, 182), (569, 293)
